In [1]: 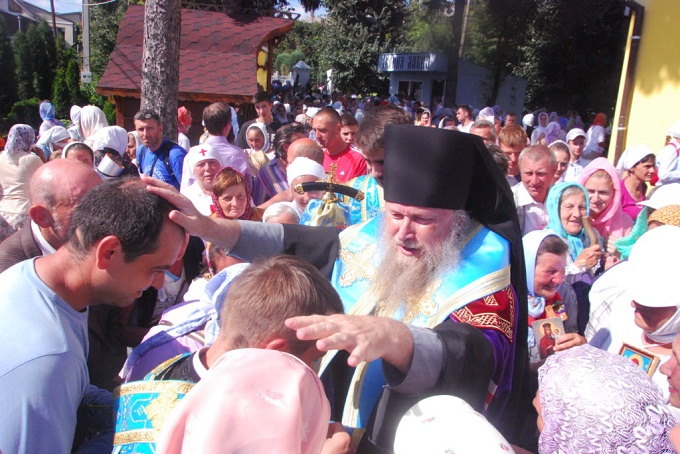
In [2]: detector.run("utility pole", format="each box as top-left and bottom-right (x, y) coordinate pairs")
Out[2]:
(49, 0), (57, 39)
(443, 0), (467, 107)
(81, 0), (92, 84)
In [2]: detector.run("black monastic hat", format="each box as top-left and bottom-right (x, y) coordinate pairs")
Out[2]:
(383, 124), (514, 230)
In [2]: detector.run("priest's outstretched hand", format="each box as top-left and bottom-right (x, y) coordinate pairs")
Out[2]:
(286, 314), (414, 374)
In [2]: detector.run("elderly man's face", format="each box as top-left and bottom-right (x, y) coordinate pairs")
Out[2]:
(384, 202), (454, 261)
(520, 157), (555, 203)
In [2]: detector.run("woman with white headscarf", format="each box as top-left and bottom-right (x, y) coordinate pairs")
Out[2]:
(35, 126), (72, 160)
(0, 125), (43, 241)
(616, 144), (656, 220)
(243, 122), (271, 175)
(587, 226), (680, 407)
(90, 126), (138, 178)
(530, 112), (549, 144)
(67, 105), (83, 141)
(535, 344), (675, 453)
(80, 105), (109, 147)
(523, 230), (585, 367)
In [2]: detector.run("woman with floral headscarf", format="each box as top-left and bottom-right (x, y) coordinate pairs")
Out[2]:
(0, 125), (43, 241)
(211, 167), (261, 221)
(535, 344), (676, 453)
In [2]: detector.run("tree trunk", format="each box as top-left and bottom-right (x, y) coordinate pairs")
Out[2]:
(141, 0), (181, 141)
(444, 0), (467, 107)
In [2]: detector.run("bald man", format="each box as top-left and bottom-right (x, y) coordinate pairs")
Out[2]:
(0, 159), (102, 272)
(312, 108), (366, 182)
(287, 138), (325, 165)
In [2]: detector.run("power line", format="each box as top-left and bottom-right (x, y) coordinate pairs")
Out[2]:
(53, 0), (118, 7)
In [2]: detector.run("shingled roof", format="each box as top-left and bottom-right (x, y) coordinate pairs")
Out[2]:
(97, 5), (294, 101)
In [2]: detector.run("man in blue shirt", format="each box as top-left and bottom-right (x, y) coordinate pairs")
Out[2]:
(0, 178), (187, 453)
(135, 109), (187, 189)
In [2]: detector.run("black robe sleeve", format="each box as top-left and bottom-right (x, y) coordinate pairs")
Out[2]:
(355, 321), (494, 453)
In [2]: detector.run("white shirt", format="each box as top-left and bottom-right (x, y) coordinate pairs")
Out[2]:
(563, 158), (587, 183)
(458, 122), (473, 133)
(30, 220), (56, 256)
(183, 182), (213, 216)
(512, 182), (549, 235)
(656, 139), (680, 186)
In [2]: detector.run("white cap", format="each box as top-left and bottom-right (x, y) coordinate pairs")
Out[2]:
(306, 107), (321, 119)
(187, 144), (222, 173)
(286, 157), (327, 186)
(637, 183), (680, 209)
(565, 128), (586, 142)
(617, 225), (680, 308)
(666, 120), (680, 139)
(394, 395), (515, 454)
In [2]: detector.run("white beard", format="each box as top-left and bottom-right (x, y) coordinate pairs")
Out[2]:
(371, 210), (471, 318)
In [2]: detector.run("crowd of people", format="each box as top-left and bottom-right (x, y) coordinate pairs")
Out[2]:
(1, 93), (680, 454)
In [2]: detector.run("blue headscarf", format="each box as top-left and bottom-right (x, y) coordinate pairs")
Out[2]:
(545, 182), (590, 261)
(39, 101), (56, 121)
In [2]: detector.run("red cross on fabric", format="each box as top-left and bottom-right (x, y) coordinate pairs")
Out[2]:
(199, 149), (207, 156)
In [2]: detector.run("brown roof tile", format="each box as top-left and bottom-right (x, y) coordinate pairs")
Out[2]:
(97, 5), (294, 100)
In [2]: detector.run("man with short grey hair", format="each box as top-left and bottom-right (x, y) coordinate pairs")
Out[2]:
(512, 145), (557, 234)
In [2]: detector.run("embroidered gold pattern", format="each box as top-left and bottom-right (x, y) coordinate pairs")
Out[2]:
(452, 286), (515, 341)
(338, 243), (377, 287)
(145, 388), (185, 436)
(401, 279), (443, 324)
(483, 293), (499, 306)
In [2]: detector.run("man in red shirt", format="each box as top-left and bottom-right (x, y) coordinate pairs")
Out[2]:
(312, 108), (366, 183)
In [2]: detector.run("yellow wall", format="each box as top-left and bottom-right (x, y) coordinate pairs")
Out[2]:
(613, 0), (680, 161)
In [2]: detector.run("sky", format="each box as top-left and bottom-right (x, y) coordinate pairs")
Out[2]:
(21, 0), (324, 17)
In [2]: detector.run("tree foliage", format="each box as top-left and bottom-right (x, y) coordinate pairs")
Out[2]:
(90, 0), (128, 80)
(14, 31), (35, 101)
(515, 0), (627, 116)
(405, 1), (454, 54)
(273, 49), (305, 75)
(52, 41), (86, 118)
(0, 16), (17, 117)
(30, 20), (58, 100)
(463, 0), (535, 105)
(318, 0), (408, 93)
(274, 20), (323, 82)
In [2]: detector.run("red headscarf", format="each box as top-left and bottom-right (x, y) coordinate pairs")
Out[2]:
(177, 106), (192, 134)
(591, 113), (607, 127)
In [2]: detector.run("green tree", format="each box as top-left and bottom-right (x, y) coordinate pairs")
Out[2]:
(274, 20), (323, 82)
(0, 16), (17, 117)
(14, 31), (35, 100)
(515, 0), (627, 116)
(318, 0), (408, 93)
(51, 68), (70, 118)
(90, 0), (128, 79)
(29, 20), (58, 100)
(405, 1), (455, 54)
(463, 0), (536, 106)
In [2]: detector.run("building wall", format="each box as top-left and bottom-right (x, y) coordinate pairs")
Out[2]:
(613, 0), (680, 159)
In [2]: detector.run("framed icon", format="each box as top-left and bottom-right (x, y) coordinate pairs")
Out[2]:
(531, 317), (565, 360)
(619, 343), (661, 377)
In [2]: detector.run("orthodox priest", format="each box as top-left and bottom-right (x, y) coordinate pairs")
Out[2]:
(144, 125), (530, 452)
